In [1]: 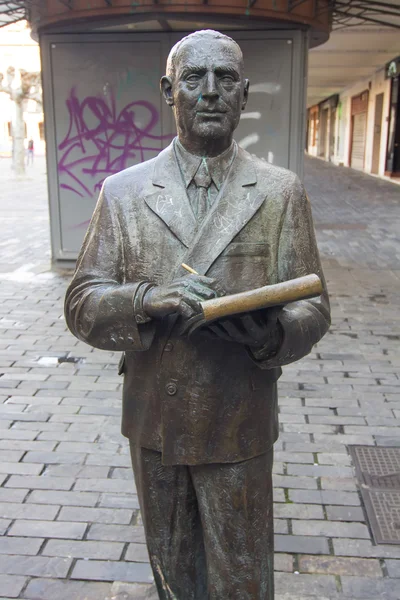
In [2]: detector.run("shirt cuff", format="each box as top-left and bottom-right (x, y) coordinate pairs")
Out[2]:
(133, 282), (156, 325)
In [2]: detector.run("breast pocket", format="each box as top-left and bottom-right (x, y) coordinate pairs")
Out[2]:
(222, 242), (269, 257)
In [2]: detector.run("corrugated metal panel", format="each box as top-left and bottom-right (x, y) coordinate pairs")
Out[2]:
(351, 112), (367, 170)
(0, 1), (26, 27)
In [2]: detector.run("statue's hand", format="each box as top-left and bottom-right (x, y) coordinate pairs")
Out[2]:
(143, 275), (224, 320)
(204, 308), (283, 352)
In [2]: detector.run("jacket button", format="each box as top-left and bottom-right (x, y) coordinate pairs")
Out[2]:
(165, 382), (177, 395)
(164, 342), (173, 352)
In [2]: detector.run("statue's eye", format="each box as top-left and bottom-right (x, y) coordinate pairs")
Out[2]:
(186, 74), (201, 82)
(220, 75), (235, 83)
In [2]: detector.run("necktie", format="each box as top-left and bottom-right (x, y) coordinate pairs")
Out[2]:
(193, 160), (212, 222)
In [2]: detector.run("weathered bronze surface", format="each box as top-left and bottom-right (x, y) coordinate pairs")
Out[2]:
(199, 273), (323, 323)
(65, 29), (330, 599)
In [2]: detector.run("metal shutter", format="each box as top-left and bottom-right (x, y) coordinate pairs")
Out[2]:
(351, 112), (367, 170)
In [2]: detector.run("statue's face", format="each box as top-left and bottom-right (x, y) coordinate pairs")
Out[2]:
(164, 37), (248, 147)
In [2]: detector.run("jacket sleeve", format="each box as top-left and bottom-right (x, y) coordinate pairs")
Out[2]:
(64, 180), (156, 352)
(250, 175), (330, 369)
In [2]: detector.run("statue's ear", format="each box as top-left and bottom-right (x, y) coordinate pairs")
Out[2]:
(242, 79), (250, 110)
(161, 76), (174, 106)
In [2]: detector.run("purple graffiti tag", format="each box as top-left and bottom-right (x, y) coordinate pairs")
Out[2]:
(58, 88), (174, 203)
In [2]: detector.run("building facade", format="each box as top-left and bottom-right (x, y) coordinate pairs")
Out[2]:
(307, 55), (400, 180)
(0, 20), (44, 157)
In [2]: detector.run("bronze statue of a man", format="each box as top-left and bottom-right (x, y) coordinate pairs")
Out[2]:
(65, 29), (330, 600)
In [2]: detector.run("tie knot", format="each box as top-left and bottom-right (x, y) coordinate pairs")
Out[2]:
(193, 161), (212, 189)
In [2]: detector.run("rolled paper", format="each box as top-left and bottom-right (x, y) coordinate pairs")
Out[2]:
(200, 274), (323, 323)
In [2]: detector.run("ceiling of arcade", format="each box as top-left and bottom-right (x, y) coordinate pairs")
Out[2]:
(308, 0), (400, 106)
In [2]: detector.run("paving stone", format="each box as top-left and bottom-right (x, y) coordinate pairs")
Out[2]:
(44, 464), (110, 478)
(6, 475), (75, 491)
(341, 576), (400, 599)
(0, 555), (72, 578)
(8, 520), (87, 540)
(275, 572), (337, 596)
(299, 555), (382, 577)
(0, 519), (11, 535)
(290, 489), (361, 506)
(13, 421), (68, 431)
(0, 503), (59, 521)
(385, 560), (400, 578)
(23, 578), (113, 600)
(43, 539), (124, 560)
(0, 489), (29, 503)
(274, 520), (289, 534)
(75, 478), (136, 494)
(315, 453), (352, 466)
(71, 559), (153, 583)
(273, 475), (319, 490)
(274, 503), (324, 520)
(326, 505), (365, 522)
(292, 519), (369, 538)
(98, 493), (140, 510)
(320, 477), (357, 491)
(0, 575), (27, 598)
(0, 428), (37, 440)
(111, 467), (134, 480)
(84, 453), (132, 467)
(275, 535), (329, 555)
(87, 524), (146, 543)
(0, 450), (25, 462)
(108, 582), (158, 600)
(23, 451), (86, 464)
(274, 553), (293, 573)
(287, 464), (353, 478)
(57, 506), (132, 525)
(125, 543), (150, 563)
(0, 462), (44, 476)
(27, 490), (99, 507)
(333, 538), (400, 559)
(0, 536), (44, 555)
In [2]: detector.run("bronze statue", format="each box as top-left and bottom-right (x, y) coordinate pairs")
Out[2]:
(65, 29), (330, 600)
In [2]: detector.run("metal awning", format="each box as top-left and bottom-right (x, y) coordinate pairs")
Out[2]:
(0, 1), (26, 27)
(1, 0), (400, 30)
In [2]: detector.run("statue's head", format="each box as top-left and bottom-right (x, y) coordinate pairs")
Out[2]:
(161, 30), (249, 153)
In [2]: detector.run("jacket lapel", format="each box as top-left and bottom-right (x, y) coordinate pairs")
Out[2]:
(179, 146), (265, 275)
(144, 142), (197, 248)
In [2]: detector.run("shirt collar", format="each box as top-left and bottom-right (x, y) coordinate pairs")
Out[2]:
(174, 137), (236, 191)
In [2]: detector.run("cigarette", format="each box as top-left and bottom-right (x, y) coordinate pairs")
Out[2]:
(181, 263), (198, 275)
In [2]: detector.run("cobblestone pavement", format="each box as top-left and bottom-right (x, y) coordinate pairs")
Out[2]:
(0, 155), (399, 600)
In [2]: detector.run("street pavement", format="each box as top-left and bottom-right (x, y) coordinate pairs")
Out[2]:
(0, 154), (399, 599)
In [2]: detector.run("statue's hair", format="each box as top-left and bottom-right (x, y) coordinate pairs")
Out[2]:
(166, 30), (243, 79)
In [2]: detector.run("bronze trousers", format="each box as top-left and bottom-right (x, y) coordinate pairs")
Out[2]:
(129, 443), (274, 600)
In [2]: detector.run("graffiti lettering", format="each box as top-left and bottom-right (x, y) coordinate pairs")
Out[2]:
(57, 88), (174, 198)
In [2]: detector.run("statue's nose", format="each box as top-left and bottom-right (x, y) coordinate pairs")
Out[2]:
(202, 73), (219, 100)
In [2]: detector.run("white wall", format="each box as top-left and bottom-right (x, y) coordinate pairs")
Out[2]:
(334, 68), (391, 176)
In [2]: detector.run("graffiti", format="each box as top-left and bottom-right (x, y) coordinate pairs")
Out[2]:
(57, 88), (174, 199)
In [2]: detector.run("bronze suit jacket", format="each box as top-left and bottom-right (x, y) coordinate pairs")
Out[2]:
(65, 141), (330, 466)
